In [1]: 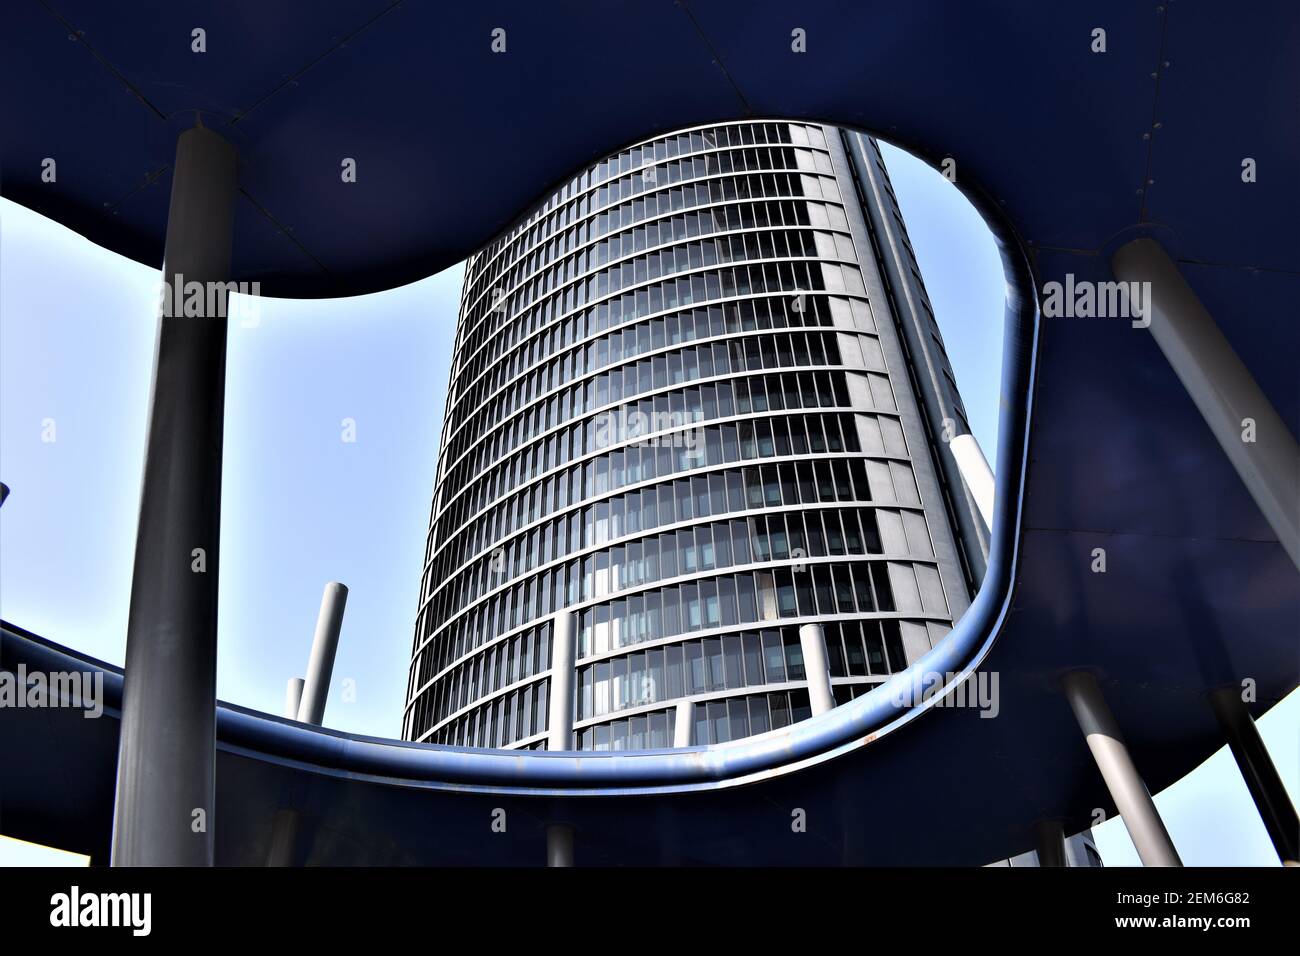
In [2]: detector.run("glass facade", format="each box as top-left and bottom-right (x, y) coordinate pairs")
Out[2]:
(403, 121), (979, 751)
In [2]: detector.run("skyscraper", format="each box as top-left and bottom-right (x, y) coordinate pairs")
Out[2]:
(403, 121), (988, 752)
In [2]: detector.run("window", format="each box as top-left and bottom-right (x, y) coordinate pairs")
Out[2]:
(763, 631), (786, 683)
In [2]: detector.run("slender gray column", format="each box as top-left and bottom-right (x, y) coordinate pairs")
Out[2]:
(1062, 671), (1181, 867)
(1113, 239), (1300, 572)
(544, 613), (578, 864)
(111, 126), (237, 867)
(1210, 687), (1299, 864)
(798, 623), (835, 716)
(284, 677), (305, 720)
(267, 584), (345, 869)
(547, 610), (576, 751)
(267, 679), (304, 864)
(1032, 820), (1068, 868)
(546, 823), (575, 867)
(949, 432), (994, 530)
(268, 586), (345, 868)
(673, 700), (694, 747)
(297, 582), (348, 725)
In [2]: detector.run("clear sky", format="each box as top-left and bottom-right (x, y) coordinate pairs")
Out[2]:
(0, 141), (1294, 866)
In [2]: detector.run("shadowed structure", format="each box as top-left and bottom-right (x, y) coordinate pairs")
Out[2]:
(0, 1), (1295, 865)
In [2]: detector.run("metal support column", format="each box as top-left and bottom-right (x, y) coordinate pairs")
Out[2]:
(1032, 820), (1068, 868)
(268, 586), (346, 866)
(673, 700), (694, 747)
(1062, 671), (1181, 867)
(297, 582), (348, 725)
(798, 623), (835, 716)
(1113, 238), (1300, 572)
(1210, 687), (1299, 865)
(111, 125), (237, 867)
(547, 610), (576, 751)
(283, 678), (305, 720)
(949, 432), (995, 530)
(544, 611), (578, 866)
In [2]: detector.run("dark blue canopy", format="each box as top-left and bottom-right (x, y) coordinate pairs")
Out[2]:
(1, 1), (1296, 864)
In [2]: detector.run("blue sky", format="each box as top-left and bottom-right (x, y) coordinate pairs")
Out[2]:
(0, 142), (1293, 866)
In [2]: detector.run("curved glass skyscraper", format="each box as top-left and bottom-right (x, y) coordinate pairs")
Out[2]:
(403, 121), (986, 752)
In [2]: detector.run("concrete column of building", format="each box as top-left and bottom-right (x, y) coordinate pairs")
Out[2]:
(1210, 687), (1299, 865)
(547, 610), (576, 751)
(798, 623), (835, 716)
(268, 673), (306, 866)
(111, 125), (237, 867)
(268, 588), (346, 867)
(542, 612), (579, 865)
(540, 616), (577, 868)
(1032, 820), (1068, 868)
(949, 432), (995, 530)
(1113, 238), (1300, 572)
(297, 582), (348, 725)
(673, 699), (694, 747)
(283, 678), (305, 720)
(1062, 671), (1181, 867)
(546, 823), (575, 867)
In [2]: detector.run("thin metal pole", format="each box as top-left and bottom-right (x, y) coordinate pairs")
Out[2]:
(284, 678), (305, 720)
(1062, 671), (1181, 867)
(111, 125), (236, 867)
(268, 588), (345, 868)
(267, 676), (305, 865)
(544, 612), (578, 864)
(798, 623), (835, 716)
(673, 700), (694, 747)
(1113, 238), (1300, 571)
(1210, 687), (1299, 864)
(547, 611), (576, 751)
(1032, 820), (1067, 868)
(297, 582), (348, 725)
